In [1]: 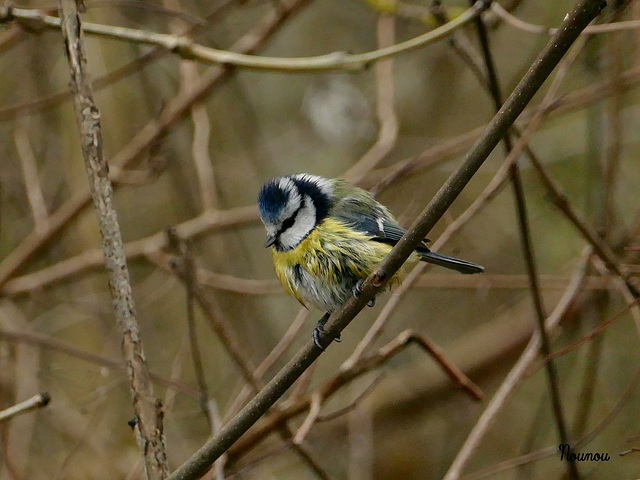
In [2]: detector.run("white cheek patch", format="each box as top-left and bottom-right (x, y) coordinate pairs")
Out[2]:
(277, 177), (302, 222)
(278, 195), (316, 250)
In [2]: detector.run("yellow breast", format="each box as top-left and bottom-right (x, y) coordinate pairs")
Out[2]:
(271, 218), (407, 310)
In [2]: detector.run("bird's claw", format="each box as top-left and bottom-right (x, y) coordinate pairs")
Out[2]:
(313, 327), (326, 350)
(313, 312), (341, 350)
(313, 326), (341, 350)
(352, 280), (376, 307)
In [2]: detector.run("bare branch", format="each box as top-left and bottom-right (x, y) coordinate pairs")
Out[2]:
(1, 2), (489, 72)
(469, 6), (579, 477)
(317, 374), (385, 423)
(13, 124), (48, 231)
(292, 392), (322, 445)
(223, 308), (309, 422)
(0, 327), (200, 397)
(493, 2), (640, 35)
(166, 231), (212, 428)
(0, 392), (51, 423)
(343, 14), (398, 183)
(1, 205), (259, 296)
(166, 231), (263, 394)
(443, 247), (591, 480)
(57, 1), (167, 476)
(547, 296), (640, 362)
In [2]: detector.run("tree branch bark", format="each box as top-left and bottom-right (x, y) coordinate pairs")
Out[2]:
(58, 1), (168, 478)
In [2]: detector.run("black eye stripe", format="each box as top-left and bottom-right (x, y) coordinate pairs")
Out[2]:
(281, 214), (296, 232)
(278, 202), (303, 235)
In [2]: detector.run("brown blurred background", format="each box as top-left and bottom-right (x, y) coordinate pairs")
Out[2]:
(1, 0), (640, 479)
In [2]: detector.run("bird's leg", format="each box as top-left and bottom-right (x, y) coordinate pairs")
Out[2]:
(313, 312), (331, 350)
(352, 280), (376, 307)
(313, 312), (341, 350)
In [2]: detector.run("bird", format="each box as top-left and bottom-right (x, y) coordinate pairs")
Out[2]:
(257, 173), (484, 349)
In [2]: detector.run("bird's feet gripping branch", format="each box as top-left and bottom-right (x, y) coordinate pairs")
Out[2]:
(353, 279), (376, 307)
(313, 312), (336, 350)
(312, 279), (378, 350)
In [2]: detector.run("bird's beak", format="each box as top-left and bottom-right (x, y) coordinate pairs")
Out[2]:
(264, 234), (276, 248)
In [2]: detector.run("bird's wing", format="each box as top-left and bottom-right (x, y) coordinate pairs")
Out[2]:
(331, 196), (412, 246)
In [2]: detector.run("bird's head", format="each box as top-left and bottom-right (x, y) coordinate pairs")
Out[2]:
(257, 174), (333, 251)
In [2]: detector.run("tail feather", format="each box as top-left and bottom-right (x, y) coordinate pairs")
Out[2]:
(417, 249), (484, 274)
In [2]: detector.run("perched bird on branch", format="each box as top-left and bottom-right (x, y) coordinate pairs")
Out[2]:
(258, 174), (483, 349)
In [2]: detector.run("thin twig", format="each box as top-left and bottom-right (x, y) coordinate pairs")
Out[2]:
(526, 141), (639, 298)
(470, 5), (578, 478)
(13, 123), (48, 231)
(0, 327), (200, 397)
(317, 374), (385, 423)
(58, 1), (168, 477)
(292, 392), (322, 445)
(223, 308), (309, 422)
(225, 326), (483, 465)
(429, 1), (489, 91)
(602, 5), (625, 234)
(592, 256), (640, 333)
(374, 330), (483, 400)
(1, 2), (490, 72)
(546, 296), (640, 362)
(0, 305), (41, 478)
(147, 250), (281, 295)
(163, 332), (192, 413)
(343, 13), (398, 183)
(1, 205), (259, 296)
(166, 234), (263, 394)
(0, 392), (51, 423)
(443, 247), (591, 480)
(347, 379), (374, 480)
(51, 399), (103, 480)
(208, 400), (227, 480)
(166, 0), (219, 211)
(492, 2), (640, 35)
(166, 231), (212, 428)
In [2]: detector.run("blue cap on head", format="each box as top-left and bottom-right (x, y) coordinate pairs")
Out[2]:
(258, 179), (289, 224)
(258, 174), (332, 227)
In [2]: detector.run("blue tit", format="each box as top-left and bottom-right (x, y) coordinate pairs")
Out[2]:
(257, 173), (484, 348)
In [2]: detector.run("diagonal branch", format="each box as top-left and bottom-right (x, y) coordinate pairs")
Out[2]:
(166, 2), (605, 479)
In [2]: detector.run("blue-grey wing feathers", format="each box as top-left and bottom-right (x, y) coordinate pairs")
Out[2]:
(332, 197), (484, 275)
